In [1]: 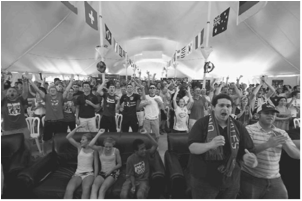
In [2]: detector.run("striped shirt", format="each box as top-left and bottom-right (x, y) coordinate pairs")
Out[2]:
(242, 122), (295, 179)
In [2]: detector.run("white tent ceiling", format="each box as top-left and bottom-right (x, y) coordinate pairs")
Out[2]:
(1, 1), (300, 79)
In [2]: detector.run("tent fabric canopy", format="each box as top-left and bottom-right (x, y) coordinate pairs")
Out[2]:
(1, 1), (300, 79)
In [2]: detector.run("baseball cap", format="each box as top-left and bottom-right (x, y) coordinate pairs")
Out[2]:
(257, 104), (279, 114)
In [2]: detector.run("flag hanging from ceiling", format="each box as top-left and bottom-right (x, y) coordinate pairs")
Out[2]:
(187, 42), (193, 55)
(172, 52), (176, 63)
(113, 38), (118, 53)
(195, 29), (204, 49)
(181, 46), (187, 58)
(105, 24), (112, 45)
(84, 1), (98, 31)
(119, 46), (123, 57)
(213, 7), (230, 37)
(61, 1), (78, 14)
(237, 1), (267, 25)
(123, 50), (126, 58)
(176, 50), (181, 60)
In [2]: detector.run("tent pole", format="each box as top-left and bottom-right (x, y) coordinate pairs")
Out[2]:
(202, 1), (212, 89)
(98, 2), (104, 62)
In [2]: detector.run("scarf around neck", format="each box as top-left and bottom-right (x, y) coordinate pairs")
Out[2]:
(206, 110), (240, 177)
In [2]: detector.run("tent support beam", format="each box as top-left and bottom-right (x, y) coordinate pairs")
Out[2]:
(4, 11), (71, 71)
(98, 1), (104, 62)
(202, 1), (212, 89)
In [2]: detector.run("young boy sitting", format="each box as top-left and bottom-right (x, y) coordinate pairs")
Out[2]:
(120, 130), (158, 199)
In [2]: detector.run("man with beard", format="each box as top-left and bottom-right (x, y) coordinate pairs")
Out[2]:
(1, 74), (30, 150)
(188, 94), (258, 199)
(239, 104), (299, 199)
(120, 83), (141, 132)
(29, 76), (71, 154)
(75, 82), (99, 132)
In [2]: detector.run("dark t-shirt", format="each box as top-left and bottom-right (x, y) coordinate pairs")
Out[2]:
(63, 97), (76, 122)
(1, 97), (27, 130)
(120, 93), (140, 116)
(76, 93), (98, 118)
(126, 151), (151, 181)
(73, 91), (84, 100)
(187, 115), (255, 188)
(45, 93), (64, 121)
(103, 93), (118, 117)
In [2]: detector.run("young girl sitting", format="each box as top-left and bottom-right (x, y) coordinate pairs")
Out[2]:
(89, 129), (122, 199)
(64, 125), (98, 199)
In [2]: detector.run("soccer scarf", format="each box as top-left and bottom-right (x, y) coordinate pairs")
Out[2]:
(206, 110), (240, 177)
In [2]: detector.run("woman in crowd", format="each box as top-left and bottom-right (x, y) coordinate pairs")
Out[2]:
(188, 86), (208, 130)
(89, 129), (122, 199)
(274, 97), (292, 130)
(236, 97), (252, 126)
(172, 86), (193, 133)
(64, 125), (98, 199)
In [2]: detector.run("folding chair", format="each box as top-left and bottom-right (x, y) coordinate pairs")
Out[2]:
(293, 118), (300, 128)
(115, 113), (123, 132)
(95, 114), (101, 130)
(26, 117), (42, 153)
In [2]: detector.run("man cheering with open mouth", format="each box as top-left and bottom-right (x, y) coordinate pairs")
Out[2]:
(188, 93), (258, 199)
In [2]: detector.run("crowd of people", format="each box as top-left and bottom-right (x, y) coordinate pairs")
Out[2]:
(1, 60), (300, 198)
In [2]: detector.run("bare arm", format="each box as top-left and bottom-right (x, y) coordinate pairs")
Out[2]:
(88, 129), (105, 151)
(145, 132), (158, 155)
(28, 79), (45, 99)
(186, 86), (194, 110)
(263, 79), (276, 98)
(173, 88), (179, 109)
(97, 73), (106, 94)
(22, 79), (29, 100)
(28, 84), (36, 97)
(215, 82), (224, 96)
(283, 142), (300, 159)
(66, 126), (83, 148)
(189, 142), (214, 155)
(63, 75), (74, 99)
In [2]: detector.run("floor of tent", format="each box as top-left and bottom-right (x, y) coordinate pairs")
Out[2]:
(30, 133), (168, 166)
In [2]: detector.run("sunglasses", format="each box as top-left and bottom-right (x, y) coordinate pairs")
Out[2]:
(149, 87), (156, 89)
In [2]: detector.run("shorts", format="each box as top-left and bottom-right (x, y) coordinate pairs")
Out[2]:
(43, 120), (64, 141)
(99, 169), (120, 180)
(73, 171), (94, 180)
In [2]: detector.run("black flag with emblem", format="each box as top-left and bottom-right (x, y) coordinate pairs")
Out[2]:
(213, 7), (230, 37)
(84, 1), (98, 31)
(105, 24), (112, 45)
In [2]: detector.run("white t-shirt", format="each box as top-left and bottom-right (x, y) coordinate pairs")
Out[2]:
(144, 95), (163, 120)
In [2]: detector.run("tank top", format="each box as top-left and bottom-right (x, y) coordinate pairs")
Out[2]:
(76, 148), (94, 173)
(100, 148), (116, 173)
(174, 106), (189, 131)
